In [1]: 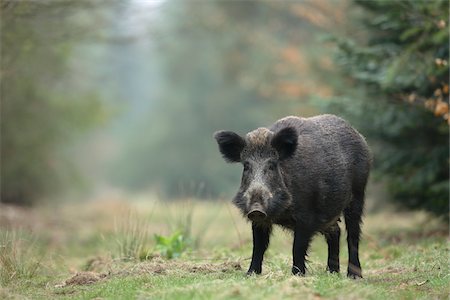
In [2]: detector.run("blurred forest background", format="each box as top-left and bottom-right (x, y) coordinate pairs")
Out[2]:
(1, 0), (448, 218)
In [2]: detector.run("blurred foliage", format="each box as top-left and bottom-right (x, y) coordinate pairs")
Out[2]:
(325, 0), (449, 217)
(109, 1), (342, 198)
(1, 1), (106, 205)
(2, 0), (446, 216)
(154, 230), (189, 260)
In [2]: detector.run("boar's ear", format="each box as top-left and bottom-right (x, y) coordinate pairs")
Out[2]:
(271, 127), (298, 160)
(213, 130), (245, 163)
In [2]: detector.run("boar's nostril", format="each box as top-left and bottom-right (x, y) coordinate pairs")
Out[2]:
(247, 209), (267, 222)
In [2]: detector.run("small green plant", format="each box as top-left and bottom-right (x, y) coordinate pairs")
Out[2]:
(154, 230), (189, 259)
(0, 230), (43, 285)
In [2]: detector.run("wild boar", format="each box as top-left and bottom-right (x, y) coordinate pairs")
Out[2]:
(214, 115), (371, 278)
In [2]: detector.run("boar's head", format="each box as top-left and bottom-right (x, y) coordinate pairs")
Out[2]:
(214, 127), (297, 223)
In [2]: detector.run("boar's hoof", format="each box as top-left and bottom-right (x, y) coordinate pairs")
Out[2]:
(247, 209), (267, 222)
(347, 271), (363, 279)
(246, 269), (261, 276)
(292, 265), (306, 276)
(347, 264), (362, 279)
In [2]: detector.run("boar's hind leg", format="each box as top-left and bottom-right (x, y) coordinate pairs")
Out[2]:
(324, 223), (340, 273)
(247, 224), (272, 275)
(344, 190), (364, 279)
(292, 225), (314, 276)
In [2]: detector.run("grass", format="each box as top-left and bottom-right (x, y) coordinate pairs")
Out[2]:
(0, 230), (43, 284)
(0, 197), (448, 299)
(113, 210), (153, 260)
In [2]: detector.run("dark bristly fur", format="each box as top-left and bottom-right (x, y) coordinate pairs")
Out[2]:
(214, 115), (371, 278)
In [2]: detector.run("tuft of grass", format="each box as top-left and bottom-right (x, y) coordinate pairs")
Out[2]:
(0, 230), (43, 285)
(161, 199), (195, 244)
(113, 210), (152, 261)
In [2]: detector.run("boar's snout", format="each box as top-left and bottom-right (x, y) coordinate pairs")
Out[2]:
(247, 203), (267, 222)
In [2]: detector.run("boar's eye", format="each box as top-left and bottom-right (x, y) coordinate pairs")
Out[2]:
(267, 160), (277, 171)
(243, 161), (251, 172)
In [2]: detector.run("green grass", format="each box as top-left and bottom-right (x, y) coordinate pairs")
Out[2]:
(0, 199), (448, 299)
(0, 230), (44, 285)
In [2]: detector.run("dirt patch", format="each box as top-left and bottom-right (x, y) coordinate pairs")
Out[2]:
(189, 261), (242, 273)
(122, 262), (169, 276)
(114, 259), (242, 277)
(58, 271), (107, 287)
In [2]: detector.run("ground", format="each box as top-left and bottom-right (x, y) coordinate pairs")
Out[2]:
(0, 196), (448, 299)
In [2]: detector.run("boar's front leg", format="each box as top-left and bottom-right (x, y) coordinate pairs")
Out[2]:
(292, 224), (314, 276)
(247, 224), (272, 275)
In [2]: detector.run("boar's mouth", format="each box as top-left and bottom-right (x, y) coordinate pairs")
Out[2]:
(247, 203), (267, 222)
